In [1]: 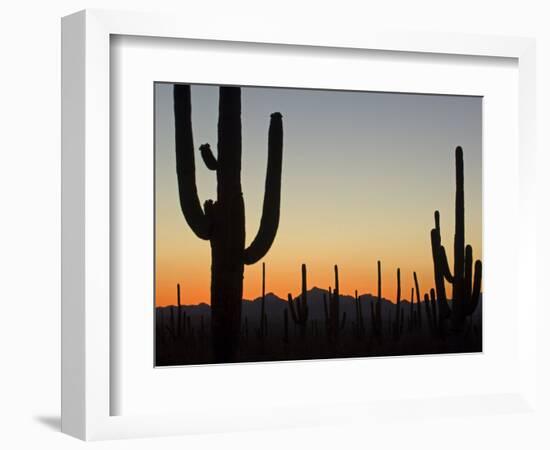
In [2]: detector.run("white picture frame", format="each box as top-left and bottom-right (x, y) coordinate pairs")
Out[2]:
(61, 9), (537, 441)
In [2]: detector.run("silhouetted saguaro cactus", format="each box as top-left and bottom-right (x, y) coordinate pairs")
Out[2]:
(371, 261), (383, 337)
(288, 264), (309, 338)
(430, 147), (482, 332)
(408, 287), (414, 331)
(393, 268), (402, 340)
(413, 272), (422, 328)
(324, 265), (347, 342)
(173, 85), (283, 362)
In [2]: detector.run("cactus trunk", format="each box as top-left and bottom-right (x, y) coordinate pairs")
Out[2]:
(173, 85), (283, 362)
(451, 146), (466, 330)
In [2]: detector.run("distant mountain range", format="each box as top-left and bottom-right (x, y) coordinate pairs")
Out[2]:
(156, 287), (483, 331)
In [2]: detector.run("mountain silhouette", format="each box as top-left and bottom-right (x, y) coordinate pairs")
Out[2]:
(156, 287), (482, 333)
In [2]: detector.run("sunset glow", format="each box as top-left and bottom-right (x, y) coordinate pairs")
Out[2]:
(155, 84), (482, 306)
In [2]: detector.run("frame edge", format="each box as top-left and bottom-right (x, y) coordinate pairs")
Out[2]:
(61, 10), (87, 441)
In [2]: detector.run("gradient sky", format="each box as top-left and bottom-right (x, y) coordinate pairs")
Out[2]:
(155, 83), (482, 306)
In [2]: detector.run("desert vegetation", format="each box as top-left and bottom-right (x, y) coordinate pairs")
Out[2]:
(156, 86), (482, 366)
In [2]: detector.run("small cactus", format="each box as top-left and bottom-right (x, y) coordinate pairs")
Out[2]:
(288, 264), (309, 337)
(413, 272), (422, 328)
(392, 268), (403, 340)
(371, 261), (383, 337)
(323, 265), (347, 342)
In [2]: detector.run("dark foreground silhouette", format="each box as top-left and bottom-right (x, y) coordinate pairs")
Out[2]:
(169, 79), (482, 366)
(158, 145), (483, 366)
(155, 283), (482, 366)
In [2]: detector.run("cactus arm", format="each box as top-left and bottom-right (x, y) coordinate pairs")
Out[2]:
(465, 245), (473, 302)
(439, 246), (454, 283)
(413, 272), (421, 303)
(465, 260), (482, 315)
(173, 84), (211, 240)
(199, 143), (218, 170)
(243, 113), (284, 265)
(432, 210), (454, 283)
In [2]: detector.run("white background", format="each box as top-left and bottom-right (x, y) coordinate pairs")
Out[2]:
(112, 36), (520, 417)
(1, 0), (549, 449)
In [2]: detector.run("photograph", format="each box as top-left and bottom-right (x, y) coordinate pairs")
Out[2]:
(154, 82), (483, 366)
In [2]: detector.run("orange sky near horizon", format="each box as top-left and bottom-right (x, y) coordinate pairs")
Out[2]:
(154, 84), (482, 307)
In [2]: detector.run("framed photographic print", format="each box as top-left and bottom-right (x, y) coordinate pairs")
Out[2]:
(154, 82), (483, 367)
(61, 9), (538, 441)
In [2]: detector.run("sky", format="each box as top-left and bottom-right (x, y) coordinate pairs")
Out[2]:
(155, 83), (482, 306)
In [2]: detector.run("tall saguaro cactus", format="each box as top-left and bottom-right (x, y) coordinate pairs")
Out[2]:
(430, 146), (482, 332)
(173, 85), (283, 362)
